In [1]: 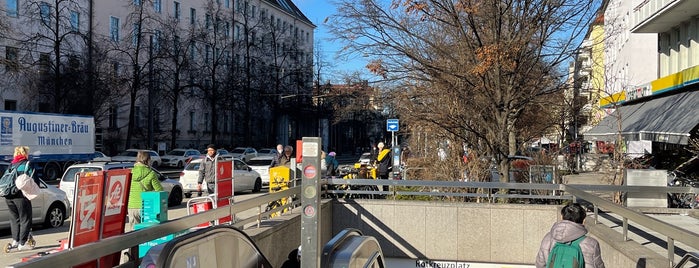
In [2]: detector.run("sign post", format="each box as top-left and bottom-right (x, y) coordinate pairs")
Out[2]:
(300, 137), (321, 268)
(387, 119), (401, 179)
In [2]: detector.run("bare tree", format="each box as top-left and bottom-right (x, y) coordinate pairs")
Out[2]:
(328, 0), (600, 183)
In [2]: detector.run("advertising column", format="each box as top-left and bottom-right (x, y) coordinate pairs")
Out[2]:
(216, 160), (233, 224)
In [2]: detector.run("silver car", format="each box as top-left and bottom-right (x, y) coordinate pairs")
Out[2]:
(58, 162), (184, 208)
(0, 162), (72, 229)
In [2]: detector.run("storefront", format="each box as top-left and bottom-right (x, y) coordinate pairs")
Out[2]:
(584, 66), (699, 159)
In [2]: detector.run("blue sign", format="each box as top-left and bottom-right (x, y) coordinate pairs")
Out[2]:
(387, 119), (399, 132)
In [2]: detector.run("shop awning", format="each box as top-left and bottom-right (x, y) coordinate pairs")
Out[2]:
(583, 90), (699, 144)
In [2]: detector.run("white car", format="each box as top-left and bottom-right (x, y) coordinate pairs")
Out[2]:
(58, 162), (184, 207)
(92, 151), (112, 162)
(0, 162), (71, 230)
(111, 149), (162, 168)
(230, 147), (258, 162)
(179, 158), (263, 198)
(160, 149), (201, 168)
(247, 156), (276, 187)
(256, 148), (278, 158)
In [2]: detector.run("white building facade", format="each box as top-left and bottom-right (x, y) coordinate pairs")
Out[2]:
(1, 0), (315, 154)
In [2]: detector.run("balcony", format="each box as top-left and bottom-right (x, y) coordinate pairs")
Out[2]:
(631, 0), (699, 33)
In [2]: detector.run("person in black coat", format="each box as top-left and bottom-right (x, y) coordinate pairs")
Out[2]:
(280, 247), (300, 268)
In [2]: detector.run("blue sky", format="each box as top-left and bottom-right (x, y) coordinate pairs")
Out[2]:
(294, 0), (370, 83)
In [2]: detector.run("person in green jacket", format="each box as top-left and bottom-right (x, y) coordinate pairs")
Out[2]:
(126, 150), (163, 231)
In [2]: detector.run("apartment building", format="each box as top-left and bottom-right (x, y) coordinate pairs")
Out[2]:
(0, 0), (316, 154)
(586, 0), (699, 160)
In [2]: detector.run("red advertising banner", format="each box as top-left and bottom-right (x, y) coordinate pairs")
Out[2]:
(70, 171), (105, 268)
(98, 169), (132, 267)
(216, 160), (233, 223)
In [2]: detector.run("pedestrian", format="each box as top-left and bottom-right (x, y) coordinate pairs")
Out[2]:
(325, 151), (339, 176)
(198, 144), (217, 195)
(277, 145), (294, 167)
(370, 143), (379, 165)
(2, 146), (35, 250)
(535, 203), (605, 268)
(126, 150), (163, 232)
(272, 144), (283, 167)
(376, 142), (391, 191)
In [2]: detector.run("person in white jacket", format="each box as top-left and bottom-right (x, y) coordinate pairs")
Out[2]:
(535, 203), (605, 268)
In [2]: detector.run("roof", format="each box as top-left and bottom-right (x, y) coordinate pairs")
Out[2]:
(265, 0), (314, 26)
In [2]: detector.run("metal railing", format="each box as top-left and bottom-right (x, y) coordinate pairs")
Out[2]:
(10, 179), (699, 268)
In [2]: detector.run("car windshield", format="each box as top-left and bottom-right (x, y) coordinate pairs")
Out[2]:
(248, 159), (272, 166)
(232, 148), (246, 153)
(166, 150), (186, 156)
(359, 154), (371, 161)
(185, 162), (201, 171)
(63, 167), (102, 182)
(118, 151), (138, 157)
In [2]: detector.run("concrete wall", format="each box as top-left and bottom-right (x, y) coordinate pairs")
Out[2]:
(245, 201), (333, 267)
(330, 199), (669, 267)
(242, 199), (669, 267)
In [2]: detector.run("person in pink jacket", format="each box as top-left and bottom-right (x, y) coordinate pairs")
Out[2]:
(535, 203), (605, 268)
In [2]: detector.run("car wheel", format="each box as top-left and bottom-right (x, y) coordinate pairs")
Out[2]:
(253, 178), (262, 193)
(168, 187), (183, 207)
(151, 161), (160, 168)
(44, 203), (66, 228)
(184, 192), (192, 198)
(44, 162), (62, 181)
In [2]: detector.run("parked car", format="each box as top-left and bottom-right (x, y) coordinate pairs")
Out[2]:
(92, 151), (112, 162)
(179, 158), (262, 197)
(256, 148), (278, 158)
(161, 149), (201, 168)
(0, 161), (71, 229)
(111, 149), (162, 167)
(230, 147), (258, 162)
(216, 149), (233, 160)
(247, 156), (276, 187)
(58, 162), (184, 207)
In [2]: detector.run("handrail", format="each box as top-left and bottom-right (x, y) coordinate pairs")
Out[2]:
(10, 179), (699, 268)
(673, 252), (699, 268)
(9, 187), (301, 268)
(564, 185), (699, 268)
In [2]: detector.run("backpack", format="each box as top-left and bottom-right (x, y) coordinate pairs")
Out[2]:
(0, 163), (21, 197)
(546, 235), (586, 268)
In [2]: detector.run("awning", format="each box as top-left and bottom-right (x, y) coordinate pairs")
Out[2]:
(584, 90), (699, 145)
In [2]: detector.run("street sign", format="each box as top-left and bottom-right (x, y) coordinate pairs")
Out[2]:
(387, 119), (399, 132)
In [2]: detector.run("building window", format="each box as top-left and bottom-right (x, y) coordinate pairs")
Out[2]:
(224, 0), (229, 8)
(204, 113), (210, 132)
(38, 102), (49, 112)
(251, 5), (255, 18)
(133, 0), (140, 5)
(224, 22), (230, 37)
(40, 2), (50, 24)
(205, 44), (211, 62)
(189, 111), (195, 131)
(132, 23), (140, 46)
(153, 30), (161, 52)
(6, 0), (18, 17)
(70, 11), (79, 31)
(38, 53), (50, 75)
(189, 41), (196, 61)
(112, 61), (120, 76)
(110, 16), (120, 42)
(190, 8), (196, 25)
(5, 46), (18, 71)
(173, 1), (180, 20)
(134, 106), (141, 128)
(205, 13), (211, 29)
(4, 100), (17, 111)
(109, 106), (118, 129)
(153, 0), (161, 13)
